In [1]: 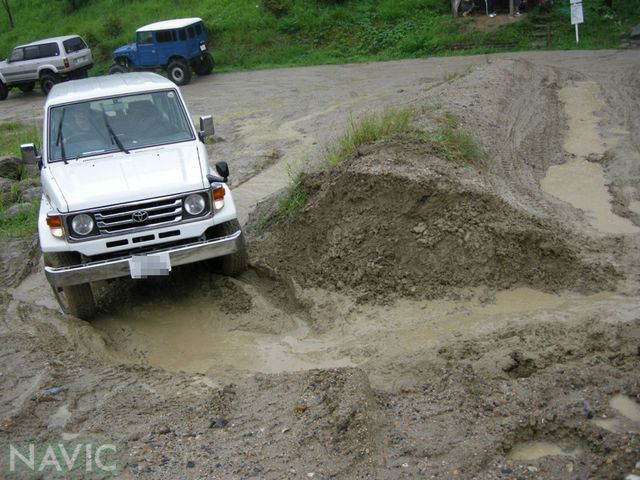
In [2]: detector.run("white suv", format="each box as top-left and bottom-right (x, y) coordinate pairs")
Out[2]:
(0, 35), (93, 99)
(21, 72), (247, 319)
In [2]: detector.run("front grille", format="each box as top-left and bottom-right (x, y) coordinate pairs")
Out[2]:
(94, 196), (184, 234)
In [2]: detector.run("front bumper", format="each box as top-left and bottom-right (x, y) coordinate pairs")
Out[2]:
(44, 230), (241, 287)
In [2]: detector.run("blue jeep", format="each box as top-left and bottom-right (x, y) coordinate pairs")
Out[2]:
(109, 17), (214, 86)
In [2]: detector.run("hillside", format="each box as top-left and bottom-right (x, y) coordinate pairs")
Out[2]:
(0, 0), (638, 75)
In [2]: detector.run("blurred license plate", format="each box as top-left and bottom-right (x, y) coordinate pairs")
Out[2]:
(129, 253), (171, 278)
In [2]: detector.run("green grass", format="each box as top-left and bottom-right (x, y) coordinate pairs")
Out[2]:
(0, 122), (41, 240)
(0, 0), (637, 75)
(423, 111), (481, 167)
(0, 122), (40, 158)
(325, 107), (417, 166)
(0, 201), (39, 240)
(273, 106), (480, 219)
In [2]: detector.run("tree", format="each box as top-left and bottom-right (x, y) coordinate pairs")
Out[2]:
(1, 0), (14, 29)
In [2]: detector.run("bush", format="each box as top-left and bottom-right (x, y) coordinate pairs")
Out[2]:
(263, 0), (292, 17)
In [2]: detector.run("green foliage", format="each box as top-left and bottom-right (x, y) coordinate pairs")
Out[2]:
(423, 112), (481, 166)
(0, 199), (39, 240)
(263, 0), (292, 17)
(103, 15), (123, 38)
(325, 107), (417, 166)
(0, 0), (637, 77)
(0, 122), (40, 158)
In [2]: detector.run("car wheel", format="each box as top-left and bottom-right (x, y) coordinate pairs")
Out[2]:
(192, 53), (214, 76)
(109, 63), (129, 74)
(43, 252), (97, 320)
(18, 82), (35, 92)
(208, 219), (248, 277)
(40, 72), (60, 95)
(0, 81), (7, 101)
(167, 59), (192, 86)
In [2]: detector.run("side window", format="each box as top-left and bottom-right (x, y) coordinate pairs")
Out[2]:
(24, 46), (40, 61)
(138, 31), (153, 45)
(8, 47), (24, 62)
(195, 24), (202, 36)
(155, 30), (177, 43)
(39, 43), (60, 58)
(187, 27), (195, 38)
(178, 29), (186, 41)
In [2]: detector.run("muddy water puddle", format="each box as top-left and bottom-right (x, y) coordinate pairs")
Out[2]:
(593, 394), (640, 434)
(541, 81), (639, 234)
(507, 441), (581, 461)
(92, 287), (635, 382)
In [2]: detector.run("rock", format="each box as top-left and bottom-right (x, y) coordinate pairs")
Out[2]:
(44, 386), (69, 395)
(186, 461), (195, 468)
(19, 187), (42, 203)
(2, 202), (33, 217)
(210, 417), (228, 428)
(0, 156), (22, 180)
(0, 178), (15, 203)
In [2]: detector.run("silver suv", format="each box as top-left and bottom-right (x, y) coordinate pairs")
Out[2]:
(0, 35), (93, 99)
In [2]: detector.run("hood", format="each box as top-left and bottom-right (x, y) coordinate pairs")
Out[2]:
(113, 43), (137, 57)
(48, 144), (206, 212)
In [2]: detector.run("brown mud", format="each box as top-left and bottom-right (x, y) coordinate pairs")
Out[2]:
(1, 50), (640, 479)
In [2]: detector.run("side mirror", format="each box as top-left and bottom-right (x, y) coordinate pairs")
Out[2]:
(20, 143), (41, 168)
(215, 161), (229, 180)
(199, 115), (214, 139)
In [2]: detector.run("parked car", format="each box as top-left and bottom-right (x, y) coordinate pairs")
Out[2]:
(0, 35), (93, 99)
(109, 17), (214, 86)
(21, 72), (246, 320)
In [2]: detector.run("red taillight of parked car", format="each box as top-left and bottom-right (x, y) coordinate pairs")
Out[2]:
(64, 58), (70, 68)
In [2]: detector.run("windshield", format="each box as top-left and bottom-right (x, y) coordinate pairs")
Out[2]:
(48, 89), (194, 162)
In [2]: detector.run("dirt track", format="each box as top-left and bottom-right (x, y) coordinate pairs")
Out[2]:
(1, 50), (640, 479)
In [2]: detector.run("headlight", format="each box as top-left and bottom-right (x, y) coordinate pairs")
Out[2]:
(70, 213), (94, 236)
(184, 194), (206, 215)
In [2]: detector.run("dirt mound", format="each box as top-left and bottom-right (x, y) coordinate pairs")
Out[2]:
(250, 137), (617, 302)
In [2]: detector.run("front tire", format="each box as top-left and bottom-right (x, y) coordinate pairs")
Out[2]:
(40, 72), (60, 95)
(167, 59), (192, 86)
(0, 81), (7, 101)
(43, 252), (97, 320)
(210, 220), (248, 276)
(109, 63), (129, 74)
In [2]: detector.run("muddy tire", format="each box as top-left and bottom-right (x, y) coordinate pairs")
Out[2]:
(192, 53), (214, 76)
(210, 220), (248, 277)
(43, 252), (97, 320)
(0, 81), (7, 101)
(167, 59), (192, 86)
(40, 72), (60, 95)
(109, 63), (129, 74)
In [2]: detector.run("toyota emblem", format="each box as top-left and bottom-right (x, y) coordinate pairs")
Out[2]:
(132, 210), (149, 222)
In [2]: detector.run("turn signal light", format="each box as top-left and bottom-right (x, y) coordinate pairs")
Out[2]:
(212, 187), (225, 211)
(46, 215), (62, 227)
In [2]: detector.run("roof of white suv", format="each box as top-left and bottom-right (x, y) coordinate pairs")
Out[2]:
(137, 17), (203, 33)
(16, 35), (83, 49)
(46, 72), (178, 106)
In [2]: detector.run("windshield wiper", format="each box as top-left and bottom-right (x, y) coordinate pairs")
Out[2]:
(101, 109), (129, 154)
(55, 107), (68, 163)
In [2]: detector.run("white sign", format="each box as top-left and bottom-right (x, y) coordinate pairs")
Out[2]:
(571, 1), (584, 25)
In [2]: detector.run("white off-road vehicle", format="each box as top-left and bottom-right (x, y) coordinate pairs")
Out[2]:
(21, 72), (247, 320)
(0, 35), (93, 98)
